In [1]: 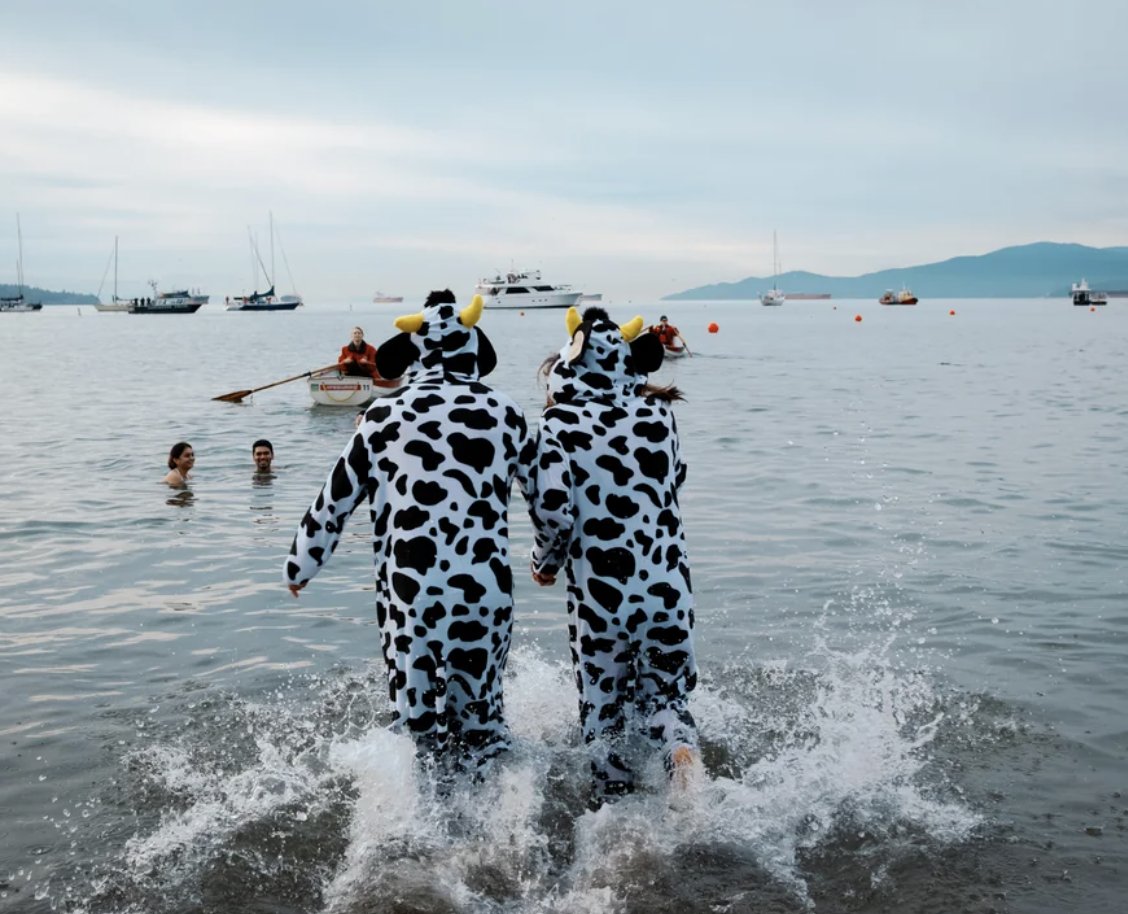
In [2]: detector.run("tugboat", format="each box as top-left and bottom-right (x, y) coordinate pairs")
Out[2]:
(1071, 278), (1107, 306)
(879, 286), (918, 305)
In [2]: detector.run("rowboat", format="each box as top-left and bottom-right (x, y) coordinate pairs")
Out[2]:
(309, 369), (398, 406)
(664, 342), (689, 359)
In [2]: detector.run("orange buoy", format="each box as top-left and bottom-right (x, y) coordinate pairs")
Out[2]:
(854, 314), (862, 322)
(1090, 306), (1096, 312)
(949, 309), (956, 316)
(707, 322), (719, 333)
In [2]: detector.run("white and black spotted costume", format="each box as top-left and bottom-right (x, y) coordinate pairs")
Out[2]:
(528, 308), (698, 799)
(285, 292), (530, 768)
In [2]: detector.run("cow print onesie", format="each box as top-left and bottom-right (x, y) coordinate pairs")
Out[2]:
(285, 296), (530, 769)
(529, 311), (698, 799)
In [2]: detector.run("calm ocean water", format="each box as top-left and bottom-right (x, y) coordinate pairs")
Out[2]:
(1, 298), (1126, 913)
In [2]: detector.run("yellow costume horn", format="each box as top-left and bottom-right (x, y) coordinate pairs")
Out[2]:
(460, 294), (483, 327)
(565, 307), (582, 337)
(620, 316), (644, 341)
(394, 312), (424, 334)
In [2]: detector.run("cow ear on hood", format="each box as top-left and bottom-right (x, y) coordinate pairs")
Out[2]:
(475, 328), (497, 376)
(375, 332), (420, 379)
(630, 331), (664, 374)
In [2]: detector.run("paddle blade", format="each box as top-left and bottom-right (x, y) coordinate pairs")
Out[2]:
(212, 389), (253, 402)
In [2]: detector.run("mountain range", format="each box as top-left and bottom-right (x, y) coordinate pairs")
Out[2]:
(663, 242), (1128, 300)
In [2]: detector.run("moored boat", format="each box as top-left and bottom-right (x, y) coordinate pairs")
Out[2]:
(227, 215), (303, 311)
(0, 293), (41, 312)
(372, 292), (404, 304)
(475, 270), (583, 310)
(94, 237), (130, 312)
(129, 285), (208, 314)
(3, 215), (42, 313)
(226, 286), (303, 311)
(760, 232), (786, 307)
(880, 286), (918, 305)
(1071, 278), (1107, 306)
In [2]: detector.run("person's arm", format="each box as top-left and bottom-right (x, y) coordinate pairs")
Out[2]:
(671, 409), (687, 492)
(284, 429), (376, 595)
(338, 345), (352, 365)
(528, 416), (576, 581)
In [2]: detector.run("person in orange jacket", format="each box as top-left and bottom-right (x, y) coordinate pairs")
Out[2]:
(339, 326), (381, 379)
(649, 315), (683, 348)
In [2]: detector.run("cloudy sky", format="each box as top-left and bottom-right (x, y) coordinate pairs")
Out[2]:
(2, 0), (1126, 303)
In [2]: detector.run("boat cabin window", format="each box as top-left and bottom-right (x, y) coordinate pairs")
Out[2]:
(532, 285), (554, 291)
(504, 286), (530, 294)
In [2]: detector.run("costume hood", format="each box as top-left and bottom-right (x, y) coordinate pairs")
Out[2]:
(547, 306), (663, 405)
(375, 290), (497, 382)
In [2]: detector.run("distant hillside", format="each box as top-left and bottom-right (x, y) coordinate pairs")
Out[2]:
(0, 284), (99, 305)
(664, 242), (1128, 300)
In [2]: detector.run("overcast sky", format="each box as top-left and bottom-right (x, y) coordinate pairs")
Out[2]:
(2, 0), (1126, 303)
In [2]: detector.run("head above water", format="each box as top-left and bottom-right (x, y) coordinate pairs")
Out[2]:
(168, 441), (194, 470)
(252, 439), (273, 470)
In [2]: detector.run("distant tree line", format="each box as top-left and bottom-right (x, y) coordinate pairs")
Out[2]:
(0, 284), (99, 304)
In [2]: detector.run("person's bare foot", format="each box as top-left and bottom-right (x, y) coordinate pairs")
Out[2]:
(669, 745), (703, 794)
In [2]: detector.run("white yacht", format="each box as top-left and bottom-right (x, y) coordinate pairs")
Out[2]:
(475, 269), (583, 310)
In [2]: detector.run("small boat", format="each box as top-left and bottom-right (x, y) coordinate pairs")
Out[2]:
(309, 369), (398, 407)
(227, 215), (303, 311)
(372, 292), (404, 304)
(475, 269), (583, 310)
(2, 215), (42, 313)
(880, 286), (918, 305)
(0, 293), (40, 313)
(227, 285), (303, 312)
(663, 342), (689, 359)
(1071, 278), (1107, 306)
(760, 232), (786, 307)
(94, 237), (131, 312)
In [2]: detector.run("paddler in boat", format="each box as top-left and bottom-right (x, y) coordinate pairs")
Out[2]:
(338, 326), (398, 388)
(649, 314), (684, 351)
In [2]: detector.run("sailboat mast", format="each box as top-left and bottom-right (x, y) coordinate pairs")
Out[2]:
(114, 236), (119, 300)
(16, 213), (24, 293)
(269, 211), (275, 288)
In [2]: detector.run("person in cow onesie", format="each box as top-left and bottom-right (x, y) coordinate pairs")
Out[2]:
(285, 290), (531, 772)
(528, 306), (701, 803)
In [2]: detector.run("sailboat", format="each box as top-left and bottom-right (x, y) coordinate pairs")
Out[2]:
(760, 231), (785, 307)
(227, 213), (303, 311)
(94, 237), (131, 312)
(1, 214), (43, 313)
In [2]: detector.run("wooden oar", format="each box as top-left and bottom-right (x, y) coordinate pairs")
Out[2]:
(213, 362), (342, 402)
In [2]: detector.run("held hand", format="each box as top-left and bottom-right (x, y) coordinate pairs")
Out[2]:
(288, 582), (306, 598)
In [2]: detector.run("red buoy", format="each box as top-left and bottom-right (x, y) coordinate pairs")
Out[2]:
(854, 314), (862, 322)
(707, 322), (719, 333)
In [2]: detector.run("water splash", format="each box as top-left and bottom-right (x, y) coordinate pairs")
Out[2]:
(44, 633), (980, 913)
